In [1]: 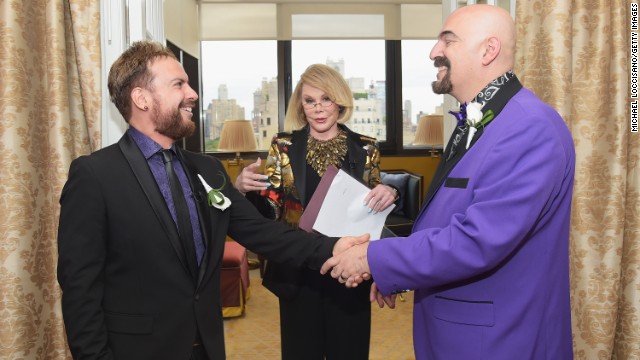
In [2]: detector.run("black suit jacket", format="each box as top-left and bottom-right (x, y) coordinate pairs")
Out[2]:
(57, 133), (337, 360)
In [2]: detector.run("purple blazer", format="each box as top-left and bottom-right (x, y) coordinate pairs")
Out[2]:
(369, 88), (575, 359)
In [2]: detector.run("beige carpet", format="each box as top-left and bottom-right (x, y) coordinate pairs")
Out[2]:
(223, 269), (415, 360)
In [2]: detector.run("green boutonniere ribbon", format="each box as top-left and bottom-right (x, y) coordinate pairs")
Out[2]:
(208, 190), (226, 206)
(197, 172), (232, 211)
(472, 109), (495, 129)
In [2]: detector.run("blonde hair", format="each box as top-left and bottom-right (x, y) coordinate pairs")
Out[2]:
(285, 64), (354, 131)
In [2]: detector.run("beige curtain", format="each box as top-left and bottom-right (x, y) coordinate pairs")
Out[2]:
(0, 0), (100, 358)
(515, 0), (639, 358)
(2, 0), (637, 358)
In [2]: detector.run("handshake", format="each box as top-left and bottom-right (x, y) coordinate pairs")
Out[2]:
(322, 234), (397, 309)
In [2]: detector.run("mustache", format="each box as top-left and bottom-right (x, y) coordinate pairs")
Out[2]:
(180, 101), (196, 108)
(433, 56), (450, 68)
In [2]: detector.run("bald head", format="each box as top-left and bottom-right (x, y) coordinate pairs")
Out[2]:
(451, 5), (515, 66)
(430, 5), (516, 102)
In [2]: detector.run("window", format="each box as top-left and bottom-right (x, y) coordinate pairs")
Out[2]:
(200, 40), (444, 154)
(197, 1), (514, 156)
(291, 40), (386, 141)
(401, 40), (444, 148)
(200, 41), (278, 152)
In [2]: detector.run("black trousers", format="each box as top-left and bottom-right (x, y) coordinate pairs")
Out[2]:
(190, 331), (208, 360)
(190, 344), (208, 360)
(278, 269), (371, 360)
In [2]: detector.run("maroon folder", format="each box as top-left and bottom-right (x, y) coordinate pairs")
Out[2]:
(298, 165), (339, 233)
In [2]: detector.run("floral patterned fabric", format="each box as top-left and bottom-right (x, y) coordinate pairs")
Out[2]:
(0, 1), (101, 358)
(0, 1), (637, 358)
(515, 1), (638, 358)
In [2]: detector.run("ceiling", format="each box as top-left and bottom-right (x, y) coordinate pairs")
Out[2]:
(199, 0), (443, 4)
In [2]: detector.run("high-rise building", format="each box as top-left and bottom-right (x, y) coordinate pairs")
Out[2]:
(218, 84), (228, 101)
(252, 77), (279, 149)
(347, 77), (366, 92)
(351, 82), (386, 140)
(204, 86), (245, 148)
(326, 57), (345, 77)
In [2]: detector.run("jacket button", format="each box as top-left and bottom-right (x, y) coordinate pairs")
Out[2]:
(195, 294), (200, 301)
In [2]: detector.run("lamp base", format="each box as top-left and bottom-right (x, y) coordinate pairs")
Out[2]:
(227, 152), (245, 168)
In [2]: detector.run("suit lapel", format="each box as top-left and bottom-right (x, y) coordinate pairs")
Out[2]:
(118, 135), (190, 272)
(176, 149), (213, 286)
(422, 127), (482, 208)
(345, 131), (366, 180)
(289, 127), (366, 206)
(290, 129), (308, 207)
(420, 77), (524, 213)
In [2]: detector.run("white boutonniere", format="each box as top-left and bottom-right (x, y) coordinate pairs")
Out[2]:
(197, 173), (231, 211)
(464, 102), (495, 149)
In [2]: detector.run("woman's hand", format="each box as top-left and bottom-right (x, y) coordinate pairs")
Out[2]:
(363, 184), (398, 214)
(233, 158), (270, 195)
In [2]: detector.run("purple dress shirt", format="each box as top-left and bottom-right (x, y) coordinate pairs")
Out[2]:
(128, 127), (205, 265)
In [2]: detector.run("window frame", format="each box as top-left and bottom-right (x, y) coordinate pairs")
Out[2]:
(198, 39), (432, 158)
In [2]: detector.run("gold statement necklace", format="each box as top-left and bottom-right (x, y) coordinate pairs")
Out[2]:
(306, 129), (348, 176)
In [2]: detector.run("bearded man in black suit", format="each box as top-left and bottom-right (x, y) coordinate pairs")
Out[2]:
(57, 40), (367, 360)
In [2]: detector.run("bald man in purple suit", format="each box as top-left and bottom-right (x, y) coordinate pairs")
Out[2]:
(322, 5), (575, 359)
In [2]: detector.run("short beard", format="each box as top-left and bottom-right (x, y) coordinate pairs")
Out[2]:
(153, 99), (195, 140)
(431, 56), (453, 95)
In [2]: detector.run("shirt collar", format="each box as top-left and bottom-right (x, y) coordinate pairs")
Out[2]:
(127, 126), (172, 160)
(471, 70), (516, 106)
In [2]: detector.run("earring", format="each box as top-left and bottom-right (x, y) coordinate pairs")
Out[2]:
(143, 106), (148, 111)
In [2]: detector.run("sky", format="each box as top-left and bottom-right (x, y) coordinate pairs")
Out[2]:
(200, 40), (443, 123)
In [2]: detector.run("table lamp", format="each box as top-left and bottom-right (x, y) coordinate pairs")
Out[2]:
(217, 119), (257, 167)
(413, 114), (444, 157)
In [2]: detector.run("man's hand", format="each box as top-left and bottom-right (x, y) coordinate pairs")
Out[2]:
(233, 158), (269, 194)
(370, 282), (396, 309)
(332, 233), (369, 256)
(321, 240), (370, 288)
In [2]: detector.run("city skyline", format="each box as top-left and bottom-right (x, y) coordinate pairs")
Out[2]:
(201, 40), (443, 124)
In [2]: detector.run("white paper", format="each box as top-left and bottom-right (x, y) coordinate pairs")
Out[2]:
(313, 170), (394, 240)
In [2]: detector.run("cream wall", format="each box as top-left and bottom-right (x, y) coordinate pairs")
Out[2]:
(164, 0), (200, 58)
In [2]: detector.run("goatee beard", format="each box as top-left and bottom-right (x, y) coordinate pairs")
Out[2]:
(153, 101), (195, 140)
(431, 56), (453, 95)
